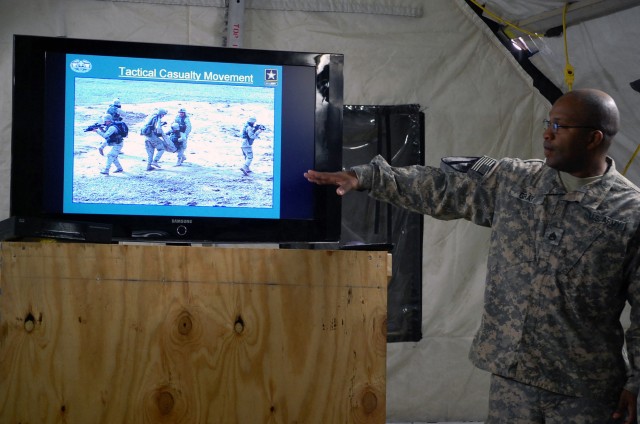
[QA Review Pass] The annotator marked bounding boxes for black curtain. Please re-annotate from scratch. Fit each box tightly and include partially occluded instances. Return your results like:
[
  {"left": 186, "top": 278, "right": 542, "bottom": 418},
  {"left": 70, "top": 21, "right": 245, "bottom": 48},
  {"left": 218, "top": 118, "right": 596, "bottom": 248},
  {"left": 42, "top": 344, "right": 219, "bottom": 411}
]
[{"left": 341, "top": 104, "right": 424, "bottom": 343}]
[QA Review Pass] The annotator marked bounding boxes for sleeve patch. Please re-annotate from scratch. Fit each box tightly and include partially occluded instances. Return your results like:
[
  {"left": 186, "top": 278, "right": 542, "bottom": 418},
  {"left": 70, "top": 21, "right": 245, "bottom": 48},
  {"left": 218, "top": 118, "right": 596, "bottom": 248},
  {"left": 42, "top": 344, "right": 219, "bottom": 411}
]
[{"left": 470, "top": 156, "right": 498, "bottom": 178}]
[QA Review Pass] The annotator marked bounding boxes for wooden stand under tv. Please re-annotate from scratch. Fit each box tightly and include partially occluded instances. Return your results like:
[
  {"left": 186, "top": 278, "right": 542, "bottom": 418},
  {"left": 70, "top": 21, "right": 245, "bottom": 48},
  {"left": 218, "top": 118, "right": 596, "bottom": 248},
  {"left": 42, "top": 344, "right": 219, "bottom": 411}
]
[{"left": 0, "top": 241, "right": 388, "bottom": 424}]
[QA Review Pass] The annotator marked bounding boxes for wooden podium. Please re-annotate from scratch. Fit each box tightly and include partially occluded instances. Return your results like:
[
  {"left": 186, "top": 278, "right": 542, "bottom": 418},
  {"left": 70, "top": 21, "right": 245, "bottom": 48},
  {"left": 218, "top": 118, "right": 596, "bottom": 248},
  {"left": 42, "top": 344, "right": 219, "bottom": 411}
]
[{"left": 0, "top": 241, "right": 388, "bottom": 423}]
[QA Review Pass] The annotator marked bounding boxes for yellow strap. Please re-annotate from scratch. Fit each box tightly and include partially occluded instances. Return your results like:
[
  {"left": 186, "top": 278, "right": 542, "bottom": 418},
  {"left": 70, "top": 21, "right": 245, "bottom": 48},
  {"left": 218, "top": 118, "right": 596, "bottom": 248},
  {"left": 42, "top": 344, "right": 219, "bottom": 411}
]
[
  {"left": 467, "top": 0, "right": 542, "bottom": 38},
  {"left": 623, "top": 144, "right": 640, "bottom": 176},
  {"left": 562, "top": 3, "right": 574, "bottom": 91}
]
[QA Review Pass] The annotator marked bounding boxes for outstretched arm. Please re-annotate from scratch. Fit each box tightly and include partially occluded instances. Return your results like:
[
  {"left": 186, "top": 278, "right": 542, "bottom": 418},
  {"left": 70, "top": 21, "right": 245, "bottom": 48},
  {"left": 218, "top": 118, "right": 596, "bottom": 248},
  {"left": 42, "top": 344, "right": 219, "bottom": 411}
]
[{"left": 304, "top": 170, "right": 360, "bottom": 196}]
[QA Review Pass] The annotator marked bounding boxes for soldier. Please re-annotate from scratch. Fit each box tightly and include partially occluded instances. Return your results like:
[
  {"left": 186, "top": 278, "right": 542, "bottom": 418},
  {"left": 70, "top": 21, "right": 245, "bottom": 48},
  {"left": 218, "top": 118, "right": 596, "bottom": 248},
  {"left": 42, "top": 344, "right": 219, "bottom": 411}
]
[
  {"left": 173, "top": 108, "right": 192, "bottom": 165},
  {"left": 305, "top": 89, "right": 640, "bottom": 423},
  {"left": 93, "top": 114, "right": 124, "bottom": 175},
  {"left": 240, "top": 116, "right": 264, "bottom": 175},
  {"left": 107, "top": 98, "right": 123, "bottom": 122},
  {"left": 141, "top": 108, "right": 168, "bottom": 171},
  {"left": 166, "top": 122, "right": 187, "bottom": 166}
]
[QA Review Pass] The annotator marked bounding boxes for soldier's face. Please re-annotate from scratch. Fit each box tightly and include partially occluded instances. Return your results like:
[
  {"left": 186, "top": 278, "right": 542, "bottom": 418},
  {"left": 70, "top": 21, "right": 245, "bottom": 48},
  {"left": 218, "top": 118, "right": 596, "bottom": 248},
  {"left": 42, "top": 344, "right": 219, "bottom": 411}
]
[{"left": 543, "top": 96, "right": 594, "bottom": 176}]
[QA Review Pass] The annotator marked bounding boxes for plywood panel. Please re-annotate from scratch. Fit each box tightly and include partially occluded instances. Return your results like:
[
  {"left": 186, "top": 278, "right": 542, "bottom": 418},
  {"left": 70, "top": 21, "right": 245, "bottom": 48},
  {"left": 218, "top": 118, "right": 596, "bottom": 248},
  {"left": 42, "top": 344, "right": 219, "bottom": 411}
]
[{"left": 0, "top": 242, "right": 388, "bottom": 424}]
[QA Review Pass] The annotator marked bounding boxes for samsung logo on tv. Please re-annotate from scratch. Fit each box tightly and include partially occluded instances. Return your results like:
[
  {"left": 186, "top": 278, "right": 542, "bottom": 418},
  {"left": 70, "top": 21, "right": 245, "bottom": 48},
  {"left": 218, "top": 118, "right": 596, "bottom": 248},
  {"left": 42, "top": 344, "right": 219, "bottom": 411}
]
[
  {"left": 172, "top": 219, "right": 193, "bottom": 224},
  {"left": 69, "top": 59, "right": 92, "bottom": 73}
]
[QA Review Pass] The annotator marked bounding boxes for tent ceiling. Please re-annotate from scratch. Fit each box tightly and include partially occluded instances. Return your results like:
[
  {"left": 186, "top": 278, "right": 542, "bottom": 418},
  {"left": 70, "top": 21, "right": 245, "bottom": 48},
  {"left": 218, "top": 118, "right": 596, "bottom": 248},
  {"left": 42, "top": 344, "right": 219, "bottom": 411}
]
[
  {"left": 513, "top": 0, "right": 640, "bottom": 35},
  {"left": 471, "top": 0, "right": 640, "bottom": 185},
  {"left": 479, "top": 0, "right": 640, "bottom": 34}
]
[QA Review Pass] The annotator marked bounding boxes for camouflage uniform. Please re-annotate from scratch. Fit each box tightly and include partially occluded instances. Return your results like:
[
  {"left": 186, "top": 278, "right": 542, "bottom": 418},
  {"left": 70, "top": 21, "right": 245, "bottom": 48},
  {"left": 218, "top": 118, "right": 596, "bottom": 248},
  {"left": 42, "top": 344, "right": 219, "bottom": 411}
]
[
  {"left": 142, "top": 111, "right": 167, "bottom": 170},
  {"left": 174, "top": 110, "right": 192, "bottom": 139},
  {"left": 107, "top": 99, "right": 122, "bottom": 122},
  {"left": 240, "top": 117, "right": 262, "bottom": 175},
  {"left": 487, "top": 374, "right": 619, "bottom": 423},
  {"left": 174, "top": 109, "right": 192, "bottom": 165},
  {"left": 353, "top": 155, "right": 640, "bottom": 417},
  {"left": 96, "top": 123, "right": 124, "bottom": 175},
  {"left": 168, "top": 126, "right": 187, "bottom": 166}
]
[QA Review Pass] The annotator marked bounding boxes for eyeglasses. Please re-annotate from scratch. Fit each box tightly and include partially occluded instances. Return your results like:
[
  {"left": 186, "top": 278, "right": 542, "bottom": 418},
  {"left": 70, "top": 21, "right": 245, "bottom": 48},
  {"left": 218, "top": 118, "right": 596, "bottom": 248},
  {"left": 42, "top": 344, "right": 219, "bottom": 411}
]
[{"left": 543, "top": 119, "right": 600, "bottom": 134}]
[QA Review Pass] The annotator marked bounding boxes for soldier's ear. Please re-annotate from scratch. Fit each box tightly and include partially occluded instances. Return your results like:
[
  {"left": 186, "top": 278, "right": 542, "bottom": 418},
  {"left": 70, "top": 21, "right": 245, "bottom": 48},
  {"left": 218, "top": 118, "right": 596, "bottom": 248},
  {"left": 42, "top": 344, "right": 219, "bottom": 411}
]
[{"left": 586, "top": 129, "right": 604, "bottom": 151}]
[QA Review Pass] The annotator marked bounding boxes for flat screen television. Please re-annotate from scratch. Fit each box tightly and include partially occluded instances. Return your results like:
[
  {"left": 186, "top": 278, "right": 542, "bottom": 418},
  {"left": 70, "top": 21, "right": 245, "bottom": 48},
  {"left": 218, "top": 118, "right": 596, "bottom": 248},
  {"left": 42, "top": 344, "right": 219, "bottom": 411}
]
[{"left": 10, "top": 35, "right": 343, "bottom": 244}]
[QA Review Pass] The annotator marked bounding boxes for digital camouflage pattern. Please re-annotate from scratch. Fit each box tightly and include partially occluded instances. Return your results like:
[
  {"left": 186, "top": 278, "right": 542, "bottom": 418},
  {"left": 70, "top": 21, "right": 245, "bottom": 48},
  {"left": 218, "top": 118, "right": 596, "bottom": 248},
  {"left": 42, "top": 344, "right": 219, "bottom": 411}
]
[
  {"left": 353, "top": 154, "right": 640, "bottom": 400},
  {"left": 486, "top": 374, "right": 619, "bottom": 423}
]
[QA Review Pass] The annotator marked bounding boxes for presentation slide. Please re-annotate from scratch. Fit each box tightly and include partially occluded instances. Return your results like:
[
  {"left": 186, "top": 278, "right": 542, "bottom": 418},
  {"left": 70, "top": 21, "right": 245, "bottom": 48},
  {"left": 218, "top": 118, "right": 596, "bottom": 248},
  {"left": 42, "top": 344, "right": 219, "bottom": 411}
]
[{"left": 64, "top": 54, "right": 282, "bottom": 219}]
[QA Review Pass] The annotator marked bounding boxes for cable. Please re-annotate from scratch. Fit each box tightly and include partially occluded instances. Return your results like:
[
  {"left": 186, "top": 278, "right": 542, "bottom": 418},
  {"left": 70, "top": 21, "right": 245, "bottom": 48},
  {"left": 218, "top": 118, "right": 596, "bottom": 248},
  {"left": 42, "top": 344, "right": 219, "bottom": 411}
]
[
  {"left": 467, "top": 0, "right": 543, "bottom": 38},
  {"left": 468, "top": 1, "right": 574, "bottom": 90},
  {"left": 622, "top": 145, "right": 640, "bottom": 176},
  {"left": 562, "top": 3, "right": 575, "bottom": 91}
]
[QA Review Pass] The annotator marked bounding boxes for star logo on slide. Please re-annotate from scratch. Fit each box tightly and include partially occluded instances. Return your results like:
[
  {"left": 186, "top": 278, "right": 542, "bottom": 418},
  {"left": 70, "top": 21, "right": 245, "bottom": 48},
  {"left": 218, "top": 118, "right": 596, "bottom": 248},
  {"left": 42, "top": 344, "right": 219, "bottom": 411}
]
[{"left": 265, "top": 69, "right": 278, "bottom": 86}]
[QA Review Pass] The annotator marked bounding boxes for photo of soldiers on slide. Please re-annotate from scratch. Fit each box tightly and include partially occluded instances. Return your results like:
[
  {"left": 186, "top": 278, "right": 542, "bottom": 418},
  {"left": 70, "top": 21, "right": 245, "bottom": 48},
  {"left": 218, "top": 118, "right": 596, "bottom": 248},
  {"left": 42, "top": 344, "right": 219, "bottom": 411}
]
[{"left": 71, "top": 77, "right": 276, "bottom": 210}]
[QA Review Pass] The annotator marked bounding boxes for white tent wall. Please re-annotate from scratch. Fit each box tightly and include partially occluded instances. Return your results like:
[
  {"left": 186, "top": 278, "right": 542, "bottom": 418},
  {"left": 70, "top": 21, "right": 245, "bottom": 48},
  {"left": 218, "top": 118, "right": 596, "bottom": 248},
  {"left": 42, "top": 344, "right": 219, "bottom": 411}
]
[{"left": 0, "top": 0, "right": 553, "bottom": 421}]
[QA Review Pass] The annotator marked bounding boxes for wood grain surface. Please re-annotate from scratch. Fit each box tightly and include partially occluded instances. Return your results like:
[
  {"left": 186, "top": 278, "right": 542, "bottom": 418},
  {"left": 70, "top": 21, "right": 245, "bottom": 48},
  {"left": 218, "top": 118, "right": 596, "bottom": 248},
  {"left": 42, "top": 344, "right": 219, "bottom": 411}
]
[{"left": 0, "top": 242, "right": 388, "bottom": 424}]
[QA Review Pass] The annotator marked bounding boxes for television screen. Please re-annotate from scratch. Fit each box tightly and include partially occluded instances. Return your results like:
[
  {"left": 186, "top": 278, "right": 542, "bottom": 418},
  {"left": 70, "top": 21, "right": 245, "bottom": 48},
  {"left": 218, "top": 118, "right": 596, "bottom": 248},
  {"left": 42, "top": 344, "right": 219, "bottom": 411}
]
[{"left": 11, "top": 35, "right": 343, "bottom": 243}]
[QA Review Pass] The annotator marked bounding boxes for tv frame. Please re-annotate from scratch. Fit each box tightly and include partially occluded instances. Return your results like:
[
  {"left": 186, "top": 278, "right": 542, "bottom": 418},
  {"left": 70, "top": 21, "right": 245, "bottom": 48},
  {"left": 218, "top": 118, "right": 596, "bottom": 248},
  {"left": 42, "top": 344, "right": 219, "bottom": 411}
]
[{"left": 10, "top": 35, "right": 343, "bottom": 244}]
